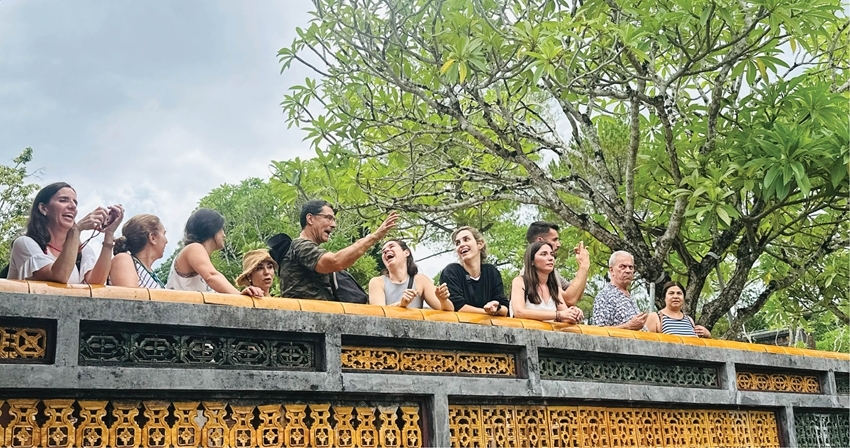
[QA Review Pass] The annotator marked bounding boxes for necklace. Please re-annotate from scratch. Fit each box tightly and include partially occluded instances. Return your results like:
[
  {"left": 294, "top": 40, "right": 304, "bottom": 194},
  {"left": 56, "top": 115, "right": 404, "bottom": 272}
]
[{"left": 46, "top": 243, "right": 63, "bottom": 253}]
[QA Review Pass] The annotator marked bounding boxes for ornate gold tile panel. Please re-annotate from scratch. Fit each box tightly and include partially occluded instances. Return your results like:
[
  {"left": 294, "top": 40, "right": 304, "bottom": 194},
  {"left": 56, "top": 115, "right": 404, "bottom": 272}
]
[
  {"left": 737, "top": 371, "right": 821, "bottom": 393},
  {"left": 0, "top": 400, "right": 421, "bottom": 448},
  {"left": 341, "top": 346, "right": 516, "bottom": 376},
  {"left": 0, "top": 326, "right": 47, "bottom": 359},
  {"left": 448, "top": 404, "right": 780, "bottom": 447}
]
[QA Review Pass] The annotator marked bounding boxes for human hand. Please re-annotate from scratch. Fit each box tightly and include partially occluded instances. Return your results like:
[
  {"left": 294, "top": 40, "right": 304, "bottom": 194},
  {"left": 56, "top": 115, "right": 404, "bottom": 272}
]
[
  {"left": 556, "top": 309, "right": 577, "bottom": 324},
  {"left": 101, "top": 204, "right": 124, "bottom": 234},
  {"left": 374, "top": 211, "right": 399, "bottom": 238},
  {"left": 567, "top": 306, "right": 584, "bottom": 322},
  {"left": 694, "top": 325, "right": 711, "bottom": 338},
  {"left": 484, "top": 300, "right": 501, "bottom": 315},
  {"left": 574, "top": 241, "right": 590, "bottom": 270},
  {"left": 626, "top": 312, "right": 648, "bottom": 330},
  {"left": 399, "top": 288, "right": 416, "bottom": 308},
  {"left": 75, "top": 207, "right": 110, "bottom": 232},
  {"left": 241, "top": 286, "right": 265, "bottom": 297},
  {"left": 435, "top": 283, "right": 450, "bottom": 302}
]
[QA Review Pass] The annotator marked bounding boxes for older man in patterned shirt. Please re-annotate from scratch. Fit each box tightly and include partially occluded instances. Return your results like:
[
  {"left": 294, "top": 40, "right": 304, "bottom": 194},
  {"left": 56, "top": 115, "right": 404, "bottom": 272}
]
[{"left": 591, "top": 251, "right": 648, "bottom": 329}]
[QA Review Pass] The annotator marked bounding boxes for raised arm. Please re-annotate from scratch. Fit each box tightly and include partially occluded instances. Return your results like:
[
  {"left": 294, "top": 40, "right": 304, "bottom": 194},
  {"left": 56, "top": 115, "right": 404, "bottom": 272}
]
[
  {"left": 314, "top": 212, "right": 398, "bottom": 274},
  {"left": 418, "top": 274, "right": 454, "bottom": 311},
  {"left": 560, "top": 241, "right": 590, "bottom": 306},
  {"left": 85, "top": 205, "right": 123, "bottom": 285}
]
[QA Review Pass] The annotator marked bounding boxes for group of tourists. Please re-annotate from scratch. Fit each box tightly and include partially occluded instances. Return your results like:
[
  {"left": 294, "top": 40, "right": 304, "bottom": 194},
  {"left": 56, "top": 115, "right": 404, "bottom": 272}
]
[{"left": 5, "top": 182, "right": 710, "bottom": 338}]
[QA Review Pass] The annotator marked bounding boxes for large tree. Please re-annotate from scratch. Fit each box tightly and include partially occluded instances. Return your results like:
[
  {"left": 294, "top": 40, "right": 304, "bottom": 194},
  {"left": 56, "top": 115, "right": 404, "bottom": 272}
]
[
  {"left": 1, "top": 148, "right": 39, "bottom": 267},
  {"left": 278, "top": 0, "right": 849, "bottom": 331}
]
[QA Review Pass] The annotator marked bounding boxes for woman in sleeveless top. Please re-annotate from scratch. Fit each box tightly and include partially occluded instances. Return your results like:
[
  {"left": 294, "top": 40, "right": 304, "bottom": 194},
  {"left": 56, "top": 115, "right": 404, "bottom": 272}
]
[
  {"left": 645, "top": 281, "right": 711, "bottom": 337},
  {"left": 509, "top": 241, "right": 584, "bottom": 323},
  {"left": 109, "top": 214, "right": 168, "bottom": 288},
  {"left": 7, "top": 182, "right": 123, "bottom": 285},
  {"left": 165, "top": 208, "right": 263, "bottom": 296},
  {"left": 368, "top": 239, "right": 453, "bottom": 310}
]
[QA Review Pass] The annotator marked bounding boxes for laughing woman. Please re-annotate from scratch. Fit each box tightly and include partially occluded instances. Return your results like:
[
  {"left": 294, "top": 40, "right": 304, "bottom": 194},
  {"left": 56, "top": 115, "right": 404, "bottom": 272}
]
[
  {"left": 439, "top": 226, "right": 509, "bottom": 316},
  {"left": 7, "top": 182, "right": 124, "bottom": 285},
  {"left": 368, "top": 239, "right": 454, "bottom": 310},
  {"left": 510, "top": 241, "right": 584, "bottom": 323}
]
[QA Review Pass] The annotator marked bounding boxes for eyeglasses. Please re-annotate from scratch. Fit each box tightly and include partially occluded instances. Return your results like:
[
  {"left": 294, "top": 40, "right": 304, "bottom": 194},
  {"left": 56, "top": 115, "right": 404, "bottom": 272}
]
[{"left": 313, "top": 213, "right": 336, "bottom": 223}]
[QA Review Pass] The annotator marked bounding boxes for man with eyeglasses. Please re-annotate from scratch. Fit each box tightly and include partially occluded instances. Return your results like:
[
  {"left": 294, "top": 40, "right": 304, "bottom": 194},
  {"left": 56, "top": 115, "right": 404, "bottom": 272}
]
[
  {"left": 590, "top": 251, "right": 648, "bottom": 329},
  {"left": 279, "top": 200, "right": 398, "bottom": 301}
]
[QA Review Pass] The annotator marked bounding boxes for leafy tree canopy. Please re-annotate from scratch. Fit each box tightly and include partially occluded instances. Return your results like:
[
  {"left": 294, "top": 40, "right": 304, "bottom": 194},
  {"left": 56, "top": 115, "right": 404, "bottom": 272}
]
[
  {"left": 1, "top": 148, "right": 39, "bottom": 267},
  {"left": 278, "top": 0, "right": 850, "bottom": 335}
]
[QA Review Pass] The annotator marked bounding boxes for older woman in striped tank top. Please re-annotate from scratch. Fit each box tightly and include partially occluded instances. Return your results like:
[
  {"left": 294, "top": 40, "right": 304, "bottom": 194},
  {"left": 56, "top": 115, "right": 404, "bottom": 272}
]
[
  {"left": 644, "top": 281, "right": 711, "bottom": 337},
  {"left": 109, "top": 214, "right": 168, "bottom": 288}
]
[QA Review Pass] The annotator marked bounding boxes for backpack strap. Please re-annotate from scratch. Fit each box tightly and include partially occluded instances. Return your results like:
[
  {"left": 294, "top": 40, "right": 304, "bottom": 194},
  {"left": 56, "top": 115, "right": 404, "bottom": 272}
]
[
  {"left": 331, "top": 271, "right": 339, "bottom": 292},
  {"left": 407, "top": 275, "right": 415, "bottom": 289}
]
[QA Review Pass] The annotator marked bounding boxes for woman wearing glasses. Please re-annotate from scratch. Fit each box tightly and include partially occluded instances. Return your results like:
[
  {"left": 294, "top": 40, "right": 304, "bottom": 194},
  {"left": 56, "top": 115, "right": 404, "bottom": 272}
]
[
  {"left": 165, "top": 208, "right": 263, "bottom": 296},
  {"left": 7, "top": 182, "right": 123, "bottom": 284},
  {"left": 109, "top": 214, "right": 168, "bottom": 288}
]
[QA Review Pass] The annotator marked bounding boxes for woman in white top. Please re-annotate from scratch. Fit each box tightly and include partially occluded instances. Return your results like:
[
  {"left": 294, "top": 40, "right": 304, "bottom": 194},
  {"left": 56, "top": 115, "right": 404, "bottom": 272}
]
[
  {"left": 510, "top": 241, "right": 584, "bottom": 323},
  {"left": 7, "top": 182, "right": 123, "bottom": 284},
  {"left": 165, "top": 208, "right": 263, "bottom": 296},
  {"left": 368, "top": 239, "right": 453, "bottom": 310},
  {"left": 109, "top": 214, "right": 168, "bottom": 289}
]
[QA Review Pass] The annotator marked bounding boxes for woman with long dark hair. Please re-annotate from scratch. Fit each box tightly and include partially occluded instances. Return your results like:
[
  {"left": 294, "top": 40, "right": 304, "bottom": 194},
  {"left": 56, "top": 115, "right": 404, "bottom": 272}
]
[
  {"left": 109, "top": 214, "right": 168, "bottom": 288},
  {"left": 7, "top": 182, "right": 123, "bottom": 284},
  {"left": 368, "top": 239, "right": 453, "bottom": 309},
  {"left": 644, "top": 281, "right": 711, "bottom": 337},
  {"left": 509, "top": 241, "right": 584, "bottom": 323},
  {"left": 165, "top": 208, "right": 263, "bottom": 296}
]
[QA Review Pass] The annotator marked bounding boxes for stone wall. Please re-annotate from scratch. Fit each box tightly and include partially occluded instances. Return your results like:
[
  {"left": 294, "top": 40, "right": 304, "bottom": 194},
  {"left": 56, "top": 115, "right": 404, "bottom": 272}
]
[{"left": 0, "top": 280, "right": 847, "bottom": 447}]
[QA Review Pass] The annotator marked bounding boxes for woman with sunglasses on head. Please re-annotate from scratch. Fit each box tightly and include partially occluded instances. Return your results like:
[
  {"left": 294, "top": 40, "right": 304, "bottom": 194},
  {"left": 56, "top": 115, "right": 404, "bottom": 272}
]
[
  {"left": 165, "top": 208, "right": 263, "bottom": 296},
  {"left": 439, "top": 226, "right": 509, "bottom": 316},
  {"left": 368, "top": 239, "right": 454, "bottom": 310},
  {"left": 109, "top": 214, "right": 168, "bottom": 288},
  {"left": 7, "top": 182, "right": 124, "bottom": 284},
  {"left": 510, "top": 241, "right": 585, "bottom": 323}
]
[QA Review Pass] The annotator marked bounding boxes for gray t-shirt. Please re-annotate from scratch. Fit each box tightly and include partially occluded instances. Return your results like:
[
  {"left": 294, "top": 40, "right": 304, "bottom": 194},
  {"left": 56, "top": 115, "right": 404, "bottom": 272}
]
[
  {"left": 279, "top": 237, "right": 333, "bottom": 301},
  {"left": 383, "top": 275, "right": 422, "bottom": 308}
]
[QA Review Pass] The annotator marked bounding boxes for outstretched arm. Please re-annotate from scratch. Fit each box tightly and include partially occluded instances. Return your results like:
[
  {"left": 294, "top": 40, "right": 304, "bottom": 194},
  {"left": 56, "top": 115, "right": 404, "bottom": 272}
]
[{"left": 314, "top": 212, "right": 398, "bottom": 274}]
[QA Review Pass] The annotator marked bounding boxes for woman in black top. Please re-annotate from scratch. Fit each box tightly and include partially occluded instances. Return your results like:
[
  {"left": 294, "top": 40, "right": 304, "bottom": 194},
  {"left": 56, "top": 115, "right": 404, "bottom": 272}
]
[{"left": 439, "top": 226, "right": 509, "bottom": 316}]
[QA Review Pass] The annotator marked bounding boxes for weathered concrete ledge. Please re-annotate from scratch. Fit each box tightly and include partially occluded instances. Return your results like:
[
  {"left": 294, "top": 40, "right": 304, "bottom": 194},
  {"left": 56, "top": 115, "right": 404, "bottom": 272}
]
[{"left": 0, "top": 281, "right": 848, "bottom": 447}]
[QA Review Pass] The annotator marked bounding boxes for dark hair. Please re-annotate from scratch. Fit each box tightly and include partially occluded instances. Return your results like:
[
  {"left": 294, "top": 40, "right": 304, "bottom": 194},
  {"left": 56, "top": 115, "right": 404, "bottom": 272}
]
[
  {"left": 25, "top": 182, "right": 75, "bottom": 252},
  {"left": 661, "top": 281, "right": 686, "bottom": 301},
  {"left": 526, "top": 221, "right": 560, "bottom": 244},
  {"left": 380, "top": 239, "right": 419, "bottom": 277},
  {"left": 521, "top": 241, "right": 561, "bottom": 306},
  {"left": 183, "top": 208, "right": 225, "bottom": 245},
  {"left": 451, "top": 226, "right": 487, "bottom": 262},
  {"left": 300, "top": 200, "right": 334, "bottom": 229},
  {"left": 114, "top": 214, "right": 163, "bottom": 255}
]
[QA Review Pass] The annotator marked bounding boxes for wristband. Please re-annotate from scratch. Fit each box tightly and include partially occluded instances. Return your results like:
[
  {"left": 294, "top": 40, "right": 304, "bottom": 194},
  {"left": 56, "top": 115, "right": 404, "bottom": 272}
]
[{"left": 101, "top": 242, "right": 114, "bottom": 249}]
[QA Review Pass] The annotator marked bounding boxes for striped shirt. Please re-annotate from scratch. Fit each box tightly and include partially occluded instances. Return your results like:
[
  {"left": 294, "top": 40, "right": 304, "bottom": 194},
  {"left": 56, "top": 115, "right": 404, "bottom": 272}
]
[
  {"left": 133, "top": 255, "right": 164, "bottom": 289},
  {"left": 658, "top": 311, "right": 697, "bottom": 337}
]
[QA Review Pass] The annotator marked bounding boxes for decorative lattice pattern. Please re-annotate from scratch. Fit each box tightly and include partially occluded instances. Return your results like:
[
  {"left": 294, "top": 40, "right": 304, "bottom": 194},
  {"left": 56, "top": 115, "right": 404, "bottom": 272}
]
[
  {"left": 448, "top": 404, "right": 780, "bottom": 447},
  {"left": 79, "top": 323, "right": 314, "bottom": 369},
  {"left": 0, "top": 326, "right": 47, "bottom": 360},
  {"left": 834, "top": 372, "right": 849, "bottom": 395},
  {"left": 795, "top": 411, "right": 850, "bottom": 448},
  {"left": 736, "top": 371, "right": 821, "bottom": 393},
  {"left": 539, "top": 354, "right": 719, "bottom": 388},
  {"left": 0, "top": 399, "right": 421, "bottom": 448},
  {"left": 340, "top": 346, "right": 516, "bottom": 376}
]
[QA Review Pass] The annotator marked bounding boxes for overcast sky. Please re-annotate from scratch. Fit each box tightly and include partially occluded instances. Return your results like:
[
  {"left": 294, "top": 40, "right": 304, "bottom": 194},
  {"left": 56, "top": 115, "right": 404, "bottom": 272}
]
[{"left": 0, "top": 1, "right": 456, "bottom": 277}]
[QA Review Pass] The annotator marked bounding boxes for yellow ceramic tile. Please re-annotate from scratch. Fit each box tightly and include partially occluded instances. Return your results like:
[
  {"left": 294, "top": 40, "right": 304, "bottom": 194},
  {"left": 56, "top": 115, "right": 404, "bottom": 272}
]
[
  {"left": 490, "top": 316, "right": 525, "bottom": 328},
  {"left": 28, "top": 281, "right": 92, "bottom": 297},
  {"left": 633, "top": 331, "right": 663, "bottom": 341},
  {"left": 0, "top": 279, "right": 30, "bottom": 293},
  {"left": 149, "top": 289, "right": 204, "bottom": 304},
  {"left": 420, "top": 309, "right": 460, "bottom": 323},
  {"left": 382, "top": 307, "right": 425, "bottom": 321},
  {"left": 298, "top": 300, "right": 345, "bottom": 314},
  {"left": 552, "top": 323, "right": 582, "bottom": 334},
  {"left": 722, "top": 340, "right": 756, "bottom": 352},
  {"left": 518, "top": 319, "right": 553, "bottom": 331},
  {"left": 679, "top": 336, "right": 707, "bottom": 346},
  {"left": 202, "top": 292, "right": 254, "bottom": 308},
  {"left": 779, "top": 346, "right": 808, "bottom": 357},
  {"left": 654, "top": 333, "right": 685, "bottom": 344},
  {"left": 455, "top": 312, "right": 494, "bottom": 326},
  {"left": 761, "top": 345, "right": 789, "bottom": 355},
  {"left": 252, "top": 296, "right": 302, "bottom": 311},
  {"left": 701, "top": 339, "right": 731, "bottom": 349},
  {"left": 90, "top": 285, "right": 150, "bottom": 301},
  {"left": 577, "top": 325, "right": 610, "bottom": 337},
  {"left": 341, "top": 302, "right": 386, "bottom": 317},
  {"left": 605, "top": 328, "right": 638, "bottom": 339}
]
